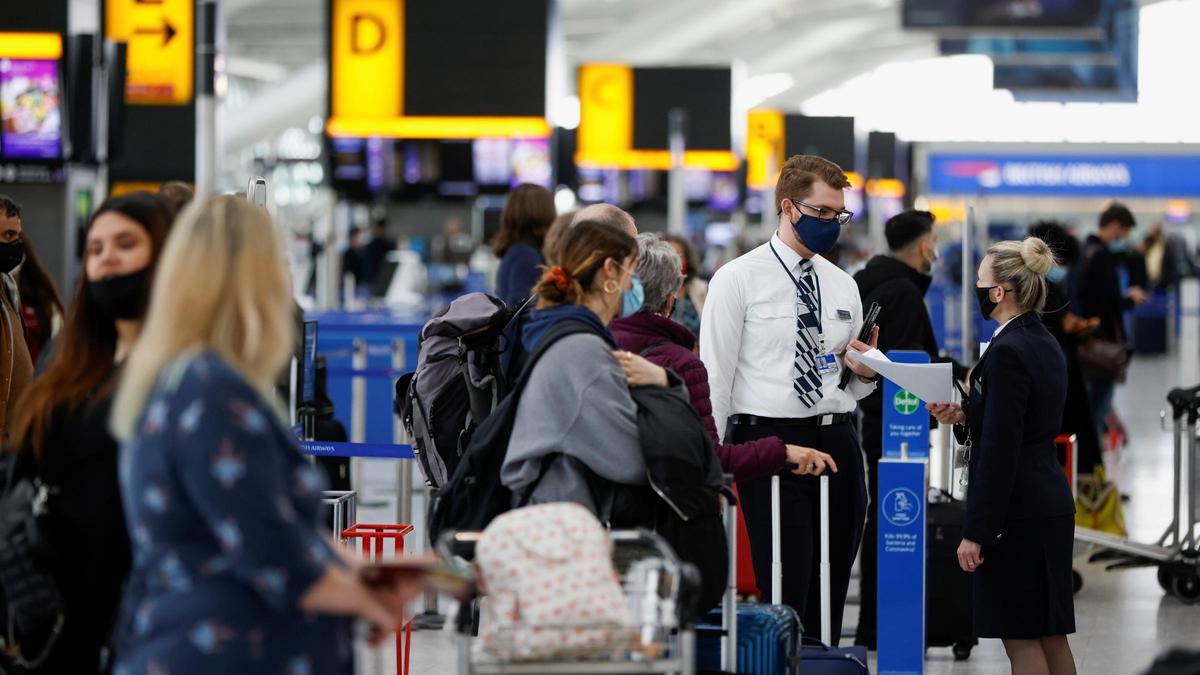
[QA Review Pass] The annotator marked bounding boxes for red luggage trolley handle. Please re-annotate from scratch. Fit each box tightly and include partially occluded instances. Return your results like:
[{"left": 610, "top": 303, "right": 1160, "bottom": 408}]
[
  {"left": 1055, "top": 434, "right": 1078, "bottom": 501},
  {"left": 342, "top": 523, "right": 416, "bottom": 675}
]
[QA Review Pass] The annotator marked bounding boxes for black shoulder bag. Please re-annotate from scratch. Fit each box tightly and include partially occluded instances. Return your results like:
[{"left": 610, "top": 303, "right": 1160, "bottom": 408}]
[{"left": 0, "top": 453, "right": 65, "bottom": 671}]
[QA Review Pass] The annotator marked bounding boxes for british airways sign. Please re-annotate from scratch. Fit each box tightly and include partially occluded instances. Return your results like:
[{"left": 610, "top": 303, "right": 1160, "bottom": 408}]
[{"left": 927, "top": 153, "right": 1200, "bottom": 197}]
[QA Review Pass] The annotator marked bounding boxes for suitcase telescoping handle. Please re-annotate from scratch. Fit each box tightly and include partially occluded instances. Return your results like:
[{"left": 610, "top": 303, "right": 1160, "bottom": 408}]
[
  {"left": 771, "top": 474, "right": 833, "bottom": 646},
  {"left": 721, "top": 475, "right": 738, "bottom": 673},
  {"left": 819, "top": 474, "right": 831, "bottom": 647},
  {"left": 771, "top": 475, "right": 783, "bottom": 606}
]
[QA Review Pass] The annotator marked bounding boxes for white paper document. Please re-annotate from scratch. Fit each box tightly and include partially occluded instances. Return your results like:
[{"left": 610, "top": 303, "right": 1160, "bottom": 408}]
[{"left": 847, "top": 348, "right": 954, "bottom": 404}]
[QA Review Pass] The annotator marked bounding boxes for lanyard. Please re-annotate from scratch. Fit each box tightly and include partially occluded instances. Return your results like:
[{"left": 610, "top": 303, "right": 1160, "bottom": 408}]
[{"left": 769, "top": 241, "right": 823, "bottom": 332}]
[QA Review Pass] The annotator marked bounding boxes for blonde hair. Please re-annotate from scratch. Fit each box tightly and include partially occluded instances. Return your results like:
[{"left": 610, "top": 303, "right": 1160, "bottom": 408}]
[
  {"left": 987, "top": 236, "right": 1056, "bottom": 313},
  {"left": 111, "top": 196, "right": 295, "bottom": 440}
]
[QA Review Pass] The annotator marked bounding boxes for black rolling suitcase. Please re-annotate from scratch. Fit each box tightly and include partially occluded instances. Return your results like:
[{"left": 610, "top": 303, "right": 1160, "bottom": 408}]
[{"left": 926, "top": 490, "right": 977, "bottom": 660}]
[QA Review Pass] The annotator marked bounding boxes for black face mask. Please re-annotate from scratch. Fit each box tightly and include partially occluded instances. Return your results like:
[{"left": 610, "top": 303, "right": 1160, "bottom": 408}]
[
  {"left": 0, "top": 240, "right": 25, "bottom": 274},
  {"left": 975, "top": 285, "right": 1001, "bottom": 321},
  {"left": 89, "top": 268, "right": 151, "bottom": 320}
]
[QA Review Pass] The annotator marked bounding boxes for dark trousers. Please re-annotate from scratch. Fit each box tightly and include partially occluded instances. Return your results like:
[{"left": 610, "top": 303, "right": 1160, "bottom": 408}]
[
  {"left": 855, "top": 447, "right": 881, "bottom": 648},
  {"left": 731, "top": 420, "right": 867, "bottom": 646}
]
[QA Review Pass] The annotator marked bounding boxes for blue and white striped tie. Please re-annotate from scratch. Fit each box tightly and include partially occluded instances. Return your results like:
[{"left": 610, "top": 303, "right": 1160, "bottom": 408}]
[{"left": 793, "top": 260, "right": 824, "bottom": 408}]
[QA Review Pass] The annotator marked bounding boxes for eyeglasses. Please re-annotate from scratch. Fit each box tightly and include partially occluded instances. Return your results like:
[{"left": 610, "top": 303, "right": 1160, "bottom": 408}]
[{"left": 790, "top": 199, "right": 854, "bottom": 226}]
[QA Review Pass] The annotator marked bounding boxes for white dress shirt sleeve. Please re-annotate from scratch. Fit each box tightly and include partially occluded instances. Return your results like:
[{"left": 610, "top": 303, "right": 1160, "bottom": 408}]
[
  {"left": 845, "top": 284, "right": 878, "bottom": 401},
  {"left": 700, "top": 264, "right": 744, "bottom": 443}
]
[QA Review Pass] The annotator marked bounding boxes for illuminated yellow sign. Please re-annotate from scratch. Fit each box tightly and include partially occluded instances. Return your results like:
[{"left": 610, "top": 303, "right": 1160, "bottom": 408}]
[
  {"left": 746, "top": 109, "right": 784, "bottom": 190},
  {"left": 327, "top": 0, "right": 549, "bottom": 139},
  {"left": 110, "top": 181, "right": 166, "bottom": 197},
  {"left": 105, "top": 0, "right": 194, "bottom": 105},
  {"left": 926, "top": 199, "right": 967, "bottom": 225},
  {"left": 576, "top": 63, "right": 739, "bottom": 171},
  {"left": 866, "top": 178, "right": 906, "bottom": 199},
  {"left": 0, "top": 33, "right": 63, "bottom": 60},
  {"left": 331, "top": 0, "right": 403, "bottom": 120}
]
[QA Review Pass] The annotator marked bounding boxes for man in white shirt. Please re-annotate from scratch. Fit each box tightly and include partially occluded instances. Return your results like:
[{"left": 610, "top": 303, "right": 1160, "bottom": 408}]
[{"left": 700, "top": 155, "right": 878, "bottom": 645}]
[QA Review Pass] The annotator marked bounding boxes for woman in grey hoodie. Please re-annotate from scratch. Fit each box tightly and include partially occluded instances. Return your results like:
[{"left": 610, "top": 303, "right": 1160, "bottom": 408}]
[{"left": 500, "top": 217, "right": 672, "bottom": 519}]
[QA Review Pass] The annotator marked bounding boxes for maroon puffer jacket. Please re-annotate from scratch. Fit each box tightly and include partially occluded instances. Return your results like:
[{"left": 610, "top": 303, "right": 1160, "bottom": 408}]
[{"left": 610, "top": 312, "right": 787, "bottom": 482}]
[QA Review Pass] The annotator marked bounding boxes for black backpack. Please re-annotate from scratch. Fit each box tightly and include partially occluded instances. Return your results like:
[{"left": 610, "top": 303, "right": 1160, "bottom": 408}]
[
  {"left": 630, "top": 377, "right": 731, "bottom": 614},
  {"left": 426, "top": 319, "right": 595, "bottom": 546},
  {"left": 396, "top": 293, "right": 534, "bottom": 488}
]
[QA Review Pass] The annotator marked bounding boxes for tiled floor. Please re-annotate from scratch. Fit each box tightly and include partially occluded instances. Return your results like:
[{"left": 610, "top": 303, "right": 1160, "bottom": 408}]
[{"left": 357, "top": 296, "right": 1200, "bottom": 675}]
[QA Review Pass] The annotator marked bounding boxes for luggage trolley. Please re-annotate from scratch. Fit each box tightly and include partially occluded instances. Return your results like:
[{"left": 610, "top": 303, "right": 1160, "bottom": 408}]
[
  {"left": 1075, "top": 385, "right": 1200, "bottom": 602},
  {"left": 440, "top": 529, "right": 699, "bottom": 675}
]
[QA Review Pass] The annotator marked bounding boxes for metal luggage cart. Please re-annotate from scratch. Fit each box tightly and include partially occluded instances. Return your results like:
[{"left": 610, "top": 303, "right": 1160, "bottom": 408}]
[
  {"left": 1075, "top": 385, "right": 1200, "bottom": 602},
  {"left": 440, "top": 529, "right": 698, "bottom": 675}
]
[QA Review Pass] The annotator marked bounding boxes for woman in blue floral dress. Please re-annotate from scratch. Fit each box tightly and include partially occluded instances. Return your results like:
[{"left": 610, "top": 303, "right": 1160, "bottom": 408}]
[{"left": 109, "top": 196, "right": 408, "bottom": 674}]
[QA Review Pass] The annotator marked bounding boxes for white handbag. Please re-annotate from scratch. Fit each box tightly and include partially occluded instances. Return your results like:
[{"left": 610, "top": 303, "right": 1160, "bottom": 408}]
[{"left": 474, "top": 502, "right": 631, "bottom": 661}]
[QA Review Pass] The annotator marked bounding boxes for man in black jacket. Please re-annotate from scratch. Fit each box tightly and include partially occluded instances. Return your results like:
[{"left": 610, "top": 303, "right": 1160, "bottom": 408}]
[
  {"left": 1074, "top": 202, "right": 1147, "bottom": 438},
  {"left": 853, "top": 210, "right": 967, "bottom": 649}
]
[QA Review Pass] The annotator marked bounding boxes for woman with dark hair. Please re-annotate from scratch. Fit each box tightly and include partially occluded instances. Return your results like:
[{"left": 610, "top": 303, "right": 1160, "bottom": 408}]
[
  {"left": 663, "top": 234, "right": 707, "bottom": 337},
  {"left": 16, "top": 236, "right": 64, "bottom": 365},
  {"left": 6, "top": 192, "right": 172, "bottom": 674},
  {"left": 493, "top": 183, "right": 556, "bottom": 308}
]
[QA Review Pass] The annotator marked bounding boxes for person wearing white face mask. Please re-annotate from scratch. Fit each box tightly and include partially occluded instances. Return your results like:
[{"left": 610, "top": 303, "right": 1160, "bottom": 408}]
[{"left": 851, "top": 209, "right": 969, "bottom": 649}]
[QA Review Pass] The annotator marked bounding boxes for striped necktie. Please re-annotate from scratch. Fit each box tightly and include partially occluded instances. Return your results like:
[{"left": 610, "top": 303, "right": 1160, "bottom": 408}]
[{"left": 793, "top": 260, "right": 824, "bottom": 408}]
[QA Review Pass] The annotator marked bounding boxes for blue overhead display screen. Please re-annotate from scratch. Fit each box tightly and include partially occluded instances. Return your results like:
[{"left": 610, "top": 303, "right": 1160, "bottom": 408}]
[
  {"left": 927, "top": 154, "right": 1200, "bottom": 197},
  {"left": 904, "top": 0, "right": 1103, "bottom": 29}
]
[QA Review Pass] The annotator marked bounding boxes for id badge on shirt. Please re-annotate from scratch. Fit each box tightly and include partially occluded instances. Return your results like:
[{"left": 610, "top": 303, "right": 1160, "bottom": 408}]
[{"left": 816, "top": 352, "right": 839, "bottom": 376}]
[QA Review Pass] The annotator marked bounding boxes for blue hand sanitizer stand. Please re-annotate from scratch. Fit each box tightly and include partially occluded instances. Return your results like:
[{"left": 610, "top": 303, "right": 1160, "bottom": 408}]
[{"left": 877, "top": 350, "right": 931, "bottom": 675}]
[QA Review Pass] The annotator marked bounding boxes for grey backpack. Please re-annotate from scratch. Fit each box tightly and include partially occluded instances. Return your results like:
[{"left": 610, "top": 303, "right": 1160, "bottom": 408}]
[{"left": 396, "top": 293, "right": 532, "bottom": 488}]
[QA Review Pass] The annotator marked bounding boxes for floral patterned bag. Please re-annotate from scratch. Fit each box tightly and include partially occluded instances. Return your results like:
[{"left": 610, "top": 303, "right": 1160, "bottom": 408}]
[{"left": 474, "top": 502, "right": 631, "bottom": 661}]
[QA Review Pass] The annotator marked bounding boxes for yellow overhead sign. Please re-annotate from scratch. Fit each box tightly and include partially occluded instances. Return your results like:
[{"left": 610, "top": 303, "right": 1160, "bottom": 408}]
[
  {"left": 866, "top": 178, "right": 906, "bottom": 199},
  {"left": 0, "top": 33, "right": 63, "bottom": 60},
  {"left": 327, "top": 0, "right": 549, "bottom": 139},
  {"left": 576, "top": 63, "right": 739, "bottom": 172},
  {"left": 105, "top": 0, "right": 194, "bottom": 105},
  {"left": 331, "top": 0, "right": 403, "bottom": 120},
  {"left": 746, "top": 109, "right": 784, "bottom": 190}
]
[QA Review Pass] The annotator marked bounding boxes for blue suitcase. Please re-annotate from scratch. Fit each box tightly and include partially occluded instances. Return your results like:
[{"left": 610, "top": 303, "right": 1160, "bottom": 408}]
[
  {"left": 697, "top": 603, "right": 801, "bottom": 674},
  {"left": 801, "top": 636, "right": 870, "bottom": 674},
  {"left": 797, "top": 475, "right": 871, "bottom": 673},
  {"left": 696, "top": 477, "right": 801, "bottom": 674}
]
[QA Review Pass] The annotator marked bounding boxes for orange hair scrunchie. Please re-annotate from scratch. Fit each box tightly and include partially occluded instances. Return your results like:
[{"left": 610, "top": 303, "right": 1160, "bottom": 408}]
[{"left": 546, "top": 266, "right": 571, "bottom": 293}]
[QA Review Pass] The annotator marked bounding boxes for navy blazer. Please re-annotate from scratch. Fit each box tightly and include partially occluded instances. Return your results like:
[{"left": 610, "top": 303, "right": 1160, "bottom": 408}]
[{"left": 961, "top": 312, "right": 1075, "bottom": 545}]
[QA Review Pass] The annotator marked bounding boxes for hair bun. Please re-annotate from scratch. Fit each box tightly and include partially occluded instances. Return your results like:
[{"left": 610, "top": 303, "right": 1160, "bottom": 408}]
[{"left": 1020, "top": 236, "right": 1055, "bottom": 277}]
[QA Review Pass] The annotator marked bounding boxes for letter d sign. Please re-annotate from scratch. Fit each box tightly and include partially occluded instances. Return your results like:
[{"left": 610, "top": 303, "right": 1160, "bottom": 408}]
[{"left": 352, "top": 14, "right": 385, "bottom": 54}]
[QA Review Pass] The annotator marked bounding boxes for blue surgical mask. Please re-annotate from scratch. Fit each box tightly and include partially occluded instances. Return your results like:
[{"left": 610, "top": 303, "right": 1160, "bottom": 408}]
[
  {"left": 1047, "top": 265, "right": 1068, "bottom": 284},
  {"left": 1108, "top": 238, "right": 1128, "bottom": 254},
  {"left": 926, "top": 247, "right": 939, "bottom": 277},
  {"left": 621, "top": 274, "right": 644, "bottom": 318},
  {"left": 792, "top": 212, "right": 841, "bottom": 254}
]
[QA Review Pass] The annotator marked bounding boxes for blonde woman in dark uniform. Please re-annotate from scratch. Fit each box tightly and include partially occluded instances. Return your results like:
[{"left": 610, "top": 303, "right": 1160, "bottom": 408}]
[{"left": 929, "top": 237, "right": 1077, "bottom": 675}]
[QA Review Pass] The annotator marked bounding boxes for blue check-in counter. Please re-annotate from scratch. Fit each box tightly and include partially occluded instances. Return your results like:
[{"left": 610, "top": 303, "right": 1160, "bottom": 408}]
[{"left": 307, "top": 309, "right": 427, "bottom": 445}]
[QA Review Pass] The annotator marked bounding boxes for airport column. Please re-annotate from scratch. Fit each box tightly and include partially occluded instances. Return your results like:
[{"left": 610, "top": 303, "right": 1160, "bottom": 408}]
[
  {"left": 667, "top": 107, "right": 687, "bottom": 236},
  {"left": 877, "top": 350, "right": 931, "bottom": 675},
  {"left": 195, "top": 0, "right": 216, "bottom": 198}
]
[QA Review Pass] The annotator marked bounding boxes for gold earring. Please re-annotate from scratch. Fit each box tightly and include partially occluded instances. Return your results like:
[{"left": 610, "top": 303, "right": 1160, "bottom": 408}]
[{"left": 603, "top": 279, "right": 620, "bottom": 295}]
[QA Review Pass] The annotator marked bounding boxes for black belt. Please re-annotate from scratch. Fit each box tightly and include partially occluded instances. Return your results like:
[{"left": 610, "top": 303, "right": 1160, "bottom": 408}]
[{"left": 728, "top": 413, "right": 854, "bottom": 428}]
